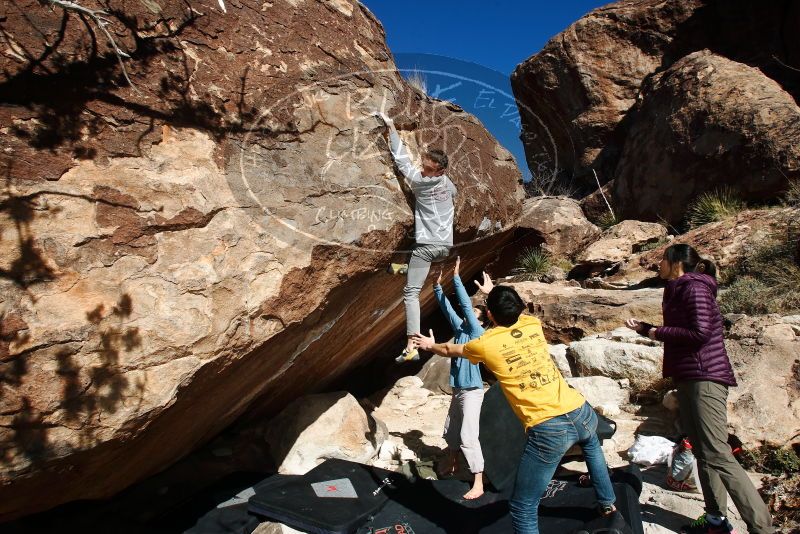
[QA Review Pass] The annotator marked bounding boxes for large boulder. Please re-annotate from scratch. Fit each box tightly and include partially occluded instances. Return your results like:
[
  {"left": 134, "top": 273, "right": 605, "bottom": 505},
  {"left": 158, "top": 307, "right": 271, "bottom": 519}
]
[
  {"left": 0, "top": 0, "right": 522, "bottom": 519},
  {"left": 512, "top": 0, "right": 800, "bottom": 196},
  {"left": 573, "top": 220, "right": 668, "bottom": 277},
  {"left": 724, "top": 315, "right": 800, "bottom": 448},
  {"left": 509, "top": 282, "right": 663, "bottom": 344},
  {"left": 567, "top": 328, "right": 664, "bottom": 393},
  {"left": 264, "top": 392, "right": 380, "bottom": 475},
  {"left": 510, "top": 0, "right": 702, "bottom": 190},
  {"left": 519, "top": 196, "right": 600, "bottom": 258},
  {"left": 613, "top": 51, "right": 800, "bottom": 224}
]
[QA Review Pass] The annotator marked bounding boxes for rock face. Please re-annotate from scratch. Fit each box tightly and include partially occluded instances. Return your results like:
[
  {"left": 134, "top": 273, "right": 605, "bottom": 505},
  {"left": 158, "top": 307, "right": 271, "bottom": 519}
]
[
  {"left": 574, "top": 220, "right": 667, "bottom": 276},
  {"left": 264, "top": 392, "right": 380, "bottom": 475},
  {"left": 613, "top": 51, "right": 800, "bottom": 223},
  {"left": 518, "top": 196, "right": 600, "bottom": 258},
  {"left": 509, "top": 281, "right": 663, "bottom": 344},
  {"left": 609, "top": 208, "right": 795, "bottom": 285},
  {"left": 0, "top": 0, "right": 522, "bottom": 519},
  {"left": 565, "top": 376, "right": 629, "bottom": 412},
  {"left": 512, "top": 0, "right": 800, "bottom": 216},
  {"left": 724, "top": 315, "right": 800, "bottom": 448},
  {"left": 567, "top": 328, "right": 664, "bottom": 393}
]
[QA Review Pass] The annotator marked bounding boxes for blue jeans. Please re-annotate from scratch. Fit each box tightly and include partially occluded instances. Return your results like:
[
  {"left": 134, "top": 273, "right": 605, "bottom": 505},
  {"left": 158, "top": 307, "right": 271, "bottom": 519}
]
[{"left": 510, "top": 402, "right": 616, "bottom": 534}]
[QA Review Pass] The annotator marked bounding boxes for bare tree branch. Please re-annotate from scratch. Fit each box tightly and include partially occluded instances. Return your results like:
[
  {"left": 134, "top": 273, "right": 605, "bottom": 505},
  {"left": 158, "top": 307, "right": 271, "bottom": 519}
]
[
  {"left": 46, "top": 0, "right": 140, "bottom": 92},
  {"left": 592, "top": 168, "right": 616, "bottom": 220}
]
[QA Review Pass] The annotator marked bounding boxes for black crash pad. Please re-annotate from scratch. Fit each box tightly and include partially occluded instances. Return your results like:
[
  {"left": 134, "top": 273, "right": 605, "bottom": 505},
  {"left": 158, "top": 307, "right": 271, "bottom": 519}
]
[
  {"left": 248, "top": 459, "right": 406, "bottom": 534},
  {"left": 357, "top": 469, "right": 643, "bottom": 534}
]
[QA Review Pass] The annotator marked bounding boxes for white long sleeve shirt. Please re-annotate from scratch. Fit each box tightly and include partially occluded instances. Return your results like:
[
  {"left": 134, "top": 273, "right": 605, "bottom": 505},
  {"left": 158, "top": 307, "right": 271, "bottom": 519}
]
[{"left": 388, "top": 129, "right": 457, "bottom": 247}]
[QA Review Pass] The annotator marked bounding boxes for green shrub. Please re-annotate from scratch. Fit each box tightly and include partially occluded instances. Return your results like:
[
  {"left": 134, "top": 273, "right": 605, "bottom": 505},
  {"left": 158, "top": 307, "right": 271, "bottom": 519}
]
[
  {"left": 739, "top": 445, "right": 800, "bottom": 476},
  {"left": 512, "top": 247, "right": 551, "bottom": 280},
  {"left": 596, "top": 211, "right": 619, "bottom": 230},
  {"left": 720, "top": 230, "right": 800, "bottom": 315},
  {"left": 719, "top": 276, "right": 770, "bottom": 315},
  {"left": 685, "top": 188, "right": 744, "bottom": 229},
  {"left": 553, "top": 257, "right": 574, "bottom": 272}
]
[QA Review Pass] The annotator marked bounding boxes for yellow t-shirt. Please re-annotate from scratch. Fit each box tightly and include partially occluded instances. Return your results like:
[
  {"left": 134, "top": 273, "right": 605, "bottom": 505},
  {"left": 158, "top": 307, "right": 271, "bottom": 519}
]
[{"left": 463, "top": 315, "right": 584, "bottom": 430}]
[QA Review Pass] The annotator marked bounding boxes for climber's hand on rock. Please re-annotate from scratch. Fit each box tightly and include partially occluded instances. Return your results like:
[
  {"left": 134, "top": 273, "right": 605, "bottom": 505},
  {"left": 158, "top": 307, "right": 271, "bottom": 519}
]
[
  {"left": 454, "top": 256, "right": 460, "bottom": 277},
  {"left": 436, "top": 268, "right": 443, "bottom": 286}
]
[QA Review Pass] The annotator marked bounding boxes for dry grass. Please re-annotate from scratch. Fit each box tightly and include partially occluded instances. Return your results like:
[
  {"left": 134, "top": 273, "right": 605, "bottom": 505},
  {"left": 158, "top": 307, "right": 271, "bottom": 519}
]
[
  {"left": 720, "top": 226, "right": 800, "bottom": 315},
  {"left": 405, "top": 69, "right": 427, "bottom": 94}
]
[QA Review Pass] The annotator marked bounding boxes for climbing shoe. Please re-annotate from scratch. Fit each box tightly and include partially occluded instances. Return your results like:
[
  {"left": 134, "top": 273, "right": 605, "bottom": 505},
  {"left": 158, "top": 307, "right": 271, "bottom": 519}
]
[
  {"left": 387, "top": 263, "right": 408, "bottom": 275},
  {"left": 395, "top": 347, "right": 419, "bottom": 363},
  {"left": 680, "top": 515, "right": 736, "bottom": 534}
]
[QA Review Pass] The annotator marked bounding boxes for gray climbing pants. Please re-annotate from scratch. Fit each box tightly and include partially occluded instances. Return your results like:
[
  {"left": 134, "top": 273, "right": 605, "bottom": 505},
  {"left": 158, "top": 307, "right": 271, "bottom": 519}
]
[{"left": 403, "top": 243, "right": 451, "bottom": 336}]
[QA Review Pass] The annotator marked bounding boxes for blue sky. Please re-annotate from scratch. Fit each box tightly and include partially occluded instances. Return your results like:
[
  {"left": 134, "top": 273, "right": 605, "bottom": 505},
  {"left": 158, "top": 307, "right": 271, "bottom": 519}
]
[{"left": 362, "top": 1, "right": 609, "bottom": 179}]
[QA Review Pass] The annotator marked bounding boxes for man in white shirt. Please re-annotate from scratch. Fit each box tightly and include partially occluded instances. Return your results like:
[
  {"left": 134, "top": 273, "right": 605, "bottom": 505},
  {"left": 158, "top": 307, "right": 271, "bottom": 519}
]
[{"left": 376, "top": 113, "right": 457, "bottom": 362}]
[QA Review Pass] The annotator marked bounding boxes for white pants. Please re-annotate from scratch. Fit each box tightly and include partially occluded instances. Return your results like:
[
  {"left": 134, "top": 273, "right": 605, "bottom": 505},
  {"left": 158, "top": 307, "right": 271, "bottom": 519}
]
[{"left": 443, "top": 387, "right": 485, "bottom": 474}]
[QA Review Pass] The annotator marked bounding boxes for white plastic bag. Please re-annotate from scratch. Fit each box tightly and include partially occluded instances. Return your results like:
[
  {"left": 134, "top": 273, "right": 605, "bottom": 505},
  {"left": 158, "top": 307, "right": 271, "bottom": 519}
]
[
  {"left": 627, "top": 435, "right": 675, "bottom": 466},
  {"left": 666, "top": 438, "right": 701, "bottom": 492}
]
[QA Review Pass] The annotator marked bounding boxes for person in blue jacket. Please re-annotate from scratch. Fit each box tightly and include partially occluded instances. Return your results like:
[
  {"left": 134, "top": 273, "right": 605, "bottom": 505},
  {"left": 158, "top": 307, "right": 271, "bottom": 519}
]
[{"left": 432, "top": 256, "right": 491, "bottom": 499}]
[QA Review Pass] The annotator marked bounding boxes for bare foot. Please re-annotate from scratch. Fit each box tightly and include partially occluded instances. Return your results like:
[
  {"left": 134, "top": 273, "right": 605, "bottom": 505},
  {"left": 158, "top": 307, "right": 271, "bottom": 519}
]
[
  {"left": 463, "top": 486, "right": 484, "bottom": 499},
  {"left": 463, "top": 473, "right": 484, "bottom": 500}
]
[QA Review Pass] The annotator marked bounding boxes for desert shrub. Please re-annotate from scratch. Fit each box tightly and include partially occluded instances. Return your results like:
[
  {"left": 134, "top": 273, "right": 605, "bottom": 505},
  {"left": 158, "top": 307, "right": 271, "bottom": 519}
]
[
  {"left": 739, "top": 445, "right": 800, "bottom": 477},
  {"left": 637, "top": 237, "right": 669, "bottom": 253},
  {"left": 719, "top": 228, "right": 800, "bottom": 315},
  {"left": 511, "top": 247, "right": 551, "bottom": 280},
  {"left": 719, "top": 277, "right": 770, "bottom": 315},
  {"left": 596, "top": 211, "right": 619, "bottom": 230},
  {"left": 685, "top": 188, "right": 744, "bottom": 229},
  {"left": 552, "top": 257, "right": 574, "bottom": 272},
  {"left": 405, "top": 69, "right": 427, "bottom": 94},
  {"left": 523, "top": 172, "right": 578, "bottom": 197},
  {"left": 785, "top": 179, "right": 800, "bottom": 207},
  {"left": 759, "top": 473, "right": 800, "bottom": 533}
]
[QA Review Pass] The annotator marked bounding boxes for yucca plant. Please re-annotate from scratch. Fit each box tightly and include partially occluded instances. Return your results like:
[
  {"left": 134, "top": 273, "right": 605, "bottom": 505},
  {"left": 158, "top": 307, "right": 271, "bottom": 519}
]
[
  {"left": 511, "top": 247, "right": 551, "bottom": 280},
  {"left": 685, "top": 187, "right": 744, "bottom": 229}
]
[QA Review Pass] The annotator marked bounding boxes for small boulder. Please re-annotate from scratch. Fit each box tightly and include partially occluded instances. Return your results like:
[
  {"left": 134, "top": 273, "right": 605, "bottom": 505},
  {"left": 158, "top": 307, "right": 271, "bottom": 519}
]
[
  {"left": 519, "top": 196, "right": 601, "bottom": 258},
  {"left": 566, "top": 376, "right": 629, "bottom": 409},
  {"left": 417, "top": 356, "right": 453, "bottom": 395},
  {"left": 567, "top": 329, "right": 663, "bottom": 392},
  {"left": 724, "top": 315, "right": 800, "bottom": 448},
  {"left": 549, "top": 344, "right": 572, "bottom": 378},
  {"left": 574, "top": 220, "right": 668, "bottom": 277},
  {"left": 264, "top": 392, "right": 378, "bottom": 475}
]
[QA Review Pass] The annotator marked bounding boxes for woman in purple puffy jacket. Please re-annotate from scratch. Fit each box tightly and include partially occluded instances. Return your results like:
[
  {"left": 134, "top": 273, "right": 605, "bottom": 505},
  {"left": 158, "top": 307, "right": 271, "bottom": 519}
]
[{"left": 626, "top": 244, "right": 773, "bottom": 534}]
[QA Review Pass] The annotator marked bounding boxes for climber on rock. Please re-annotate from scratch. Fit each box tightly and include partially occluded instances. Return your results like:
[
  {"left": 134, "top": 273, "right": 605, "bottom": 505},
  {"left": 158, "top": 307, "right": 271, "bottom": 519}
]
[{"left": 375, "top": 111, "right": 457, "bottom": 363}]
